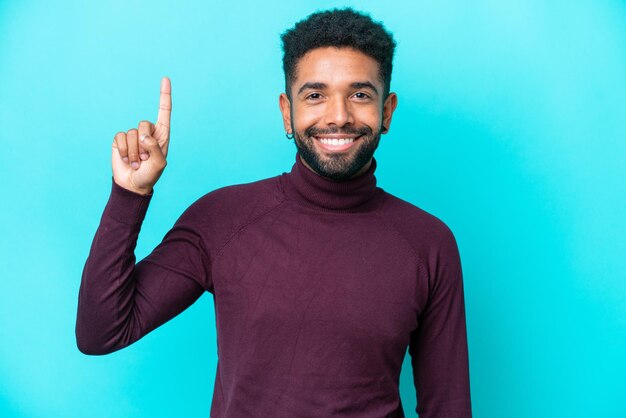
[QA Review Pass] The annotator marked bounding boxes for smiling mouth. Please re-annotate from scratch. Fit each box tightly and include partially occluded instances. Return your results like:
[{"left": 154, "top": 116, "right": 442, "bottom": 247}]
[{"left": 314, "top": 135, "right": 362, "bottom": 151}]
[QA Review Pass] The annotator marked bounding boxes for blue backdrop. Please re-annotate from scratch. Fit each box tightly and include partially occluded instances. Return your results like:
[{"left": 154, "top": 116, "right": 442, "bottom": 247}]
[{"left": 1, "top": 0, "right": 625, "bottom": 417}]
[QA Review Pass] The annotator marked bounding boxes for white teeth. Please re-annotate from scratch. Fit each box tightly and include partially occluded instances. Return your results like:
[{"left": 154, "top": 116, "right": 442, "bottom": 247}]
[{"left": 319, "top": 138, "right": 355, "bottom": 146}]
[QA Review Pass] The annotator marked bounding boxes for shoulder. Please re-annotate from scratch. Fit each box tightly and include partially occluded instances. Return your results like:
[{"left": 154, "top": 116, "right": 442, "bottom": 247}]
[
  {"left": 192, "top": 175, "right": 283, "bottom": 213},
  {"left": 379, "top": 191, "right": 463, "bottom": 297},
  {"left": 379, "top": 190, "right": 459, "bottom": 255},
  {"left": 174, "top": 175, "right": 286, "bottom": 246}
]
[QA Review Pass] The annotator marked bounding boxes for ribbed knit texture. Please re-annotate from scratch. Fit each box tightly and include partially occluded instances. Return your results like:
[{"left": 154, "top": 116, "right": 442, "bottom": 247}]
[{"left": 283, "top": 155, "right": 380, "bottom": 211}]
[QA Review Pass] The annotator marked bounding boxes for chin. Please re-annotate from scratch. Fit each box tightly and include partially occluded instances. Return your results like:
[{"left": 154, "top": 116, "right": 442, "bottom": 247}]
[{"left": 295, "top": 135, "right": 379, "bottom": 180}]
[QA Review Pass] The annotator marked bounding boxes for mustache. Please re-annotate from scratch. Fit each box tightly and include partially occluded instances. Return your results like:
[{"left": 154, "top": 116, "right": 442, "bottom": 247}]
[{"left": 304, "top": 125, "right": 374, "bottom": 138}]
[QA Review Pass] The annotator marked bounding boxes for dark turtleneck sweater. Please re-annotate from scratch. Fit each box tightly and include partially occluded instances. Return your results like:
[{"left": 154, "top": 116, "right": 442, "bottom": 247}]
[{"left": 76, "top": 154, "right": 472, "bottom": 417}]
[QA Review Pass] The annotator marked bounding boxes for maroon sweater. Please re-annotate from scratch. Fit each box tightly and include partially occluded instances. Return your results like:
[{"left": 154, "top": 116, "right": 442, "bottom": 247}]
[{"left": 76, "top": 154, "right": 472, "bottom": 417}]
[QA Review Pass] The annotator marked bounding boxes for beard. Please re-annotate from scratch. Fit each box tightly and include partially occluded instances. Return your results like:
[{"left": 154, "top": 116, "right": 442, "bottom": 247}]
[{"left": 292, "top": 123, "right": 382, "bottom": 181}]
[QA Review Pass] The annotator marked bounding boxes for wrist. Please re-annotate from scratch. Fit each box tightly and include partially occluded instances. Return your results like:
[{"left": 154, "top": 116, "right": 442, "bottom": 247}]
[
  {"left": 113, "top": 178, "right": 153, "bottom": 196},
  {"left": 107, "top": 177, "right": 153, "bottom": 225}
]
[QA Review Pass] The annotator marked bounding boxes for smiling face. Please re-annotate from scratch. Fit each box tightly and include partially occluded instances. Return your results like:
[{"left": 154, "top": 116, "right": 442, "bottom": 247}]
[{"left": 279, "top": 47, "right": 397, "bottom": 180}]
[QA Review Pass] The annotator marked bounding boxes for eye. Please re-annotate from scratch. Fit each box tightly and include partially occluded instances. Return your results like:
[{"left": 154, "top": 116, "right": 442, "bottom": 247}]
[
  {"left": 306, "top": 92, "right": 322, "bottom": 101},
  {"left": 353, "top": 92, "right": 371, "bottom": 100}
]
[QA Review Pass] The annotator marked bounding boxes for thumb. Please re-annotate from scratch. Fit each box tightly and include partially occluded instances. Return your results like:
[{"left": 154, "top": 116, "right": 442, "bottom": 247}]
[{"left": 140, "top": 134, "right": 167, "bottom": 168}]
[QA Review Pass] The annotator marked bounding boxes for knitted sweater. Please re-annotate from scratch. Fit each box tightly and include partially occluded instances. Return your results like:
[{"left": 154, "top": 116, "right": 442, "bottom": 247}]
[{"left": 76, "top": 154, "right": 472, "bottom": 417}]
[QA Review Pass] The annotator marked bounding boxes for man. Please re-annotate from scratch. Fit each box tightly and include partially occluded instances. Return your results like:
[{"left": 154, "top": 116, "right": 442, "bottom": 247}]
[{"left": 76, "top": 8, "right": 472, "bottom": 418}]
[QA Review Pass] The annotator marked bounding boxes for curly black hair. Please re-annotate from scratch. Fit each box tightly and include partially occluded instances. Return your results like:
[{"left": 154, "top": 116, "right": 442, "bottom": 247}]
[{"left": 281, "top": 8, "right": 396, "bottom": 99}]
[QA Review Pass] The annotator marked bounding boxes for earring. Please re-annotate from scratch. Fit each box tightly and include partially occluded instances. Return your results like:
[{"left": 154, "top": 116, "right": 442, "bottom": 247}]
[
  {"left": 285, "top": 132, "right": 294, "bottom": 140},
  {"left": 381, "top": 126, "right": 388, "bottom": 133}
]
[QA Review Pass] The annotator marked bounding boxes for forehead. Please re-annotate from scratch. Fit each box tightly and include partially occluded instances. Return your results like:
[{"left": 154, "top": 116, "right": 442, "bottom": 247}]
[{"left": 293, "top": 47, "right": 381, "bottom": 88}]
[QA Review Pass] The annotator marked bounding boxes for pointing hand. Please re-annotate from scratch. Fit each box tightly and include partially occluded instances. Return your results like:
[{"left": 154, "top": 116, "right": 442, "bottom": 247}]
[{"left": 111, "top": 77, "right": 172, "bottom": 195}]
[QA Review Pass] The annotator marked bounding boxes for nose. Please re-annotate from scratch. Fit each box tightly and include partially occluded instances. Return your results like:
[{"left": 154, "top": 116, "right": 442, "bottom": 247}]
[{"left": 323, "top": 95, "right": 354, "bottom": 128}]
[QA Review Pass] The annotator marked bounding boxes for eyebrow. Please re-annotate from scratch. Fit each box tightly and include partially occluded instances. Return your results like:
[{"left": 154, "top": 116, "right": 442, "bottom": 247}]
[
  {"left": 297, "top": 81, "right": 379, "bottom": 96},
  {"left": 297, "top": 82, "right": 326, "bottom": 96},
  {"left": 350, "top": 82, "right": 379, "bottom": 95}
]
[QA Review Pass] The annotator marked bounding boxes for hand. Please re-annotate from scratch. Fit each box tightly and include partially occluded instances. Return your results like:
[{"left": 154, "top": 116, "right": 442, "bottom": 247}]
[{"left": 111, "top": 77, "right": 172, "bottom": 195}]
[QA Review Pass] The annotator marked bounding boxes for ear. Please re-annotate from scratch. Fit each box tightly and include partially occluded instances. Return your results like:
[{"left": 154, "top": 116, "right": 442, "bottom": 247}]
[
  {"left": 279, "top": 93, "right": 292, "bottom": 134},
  {"left": 382, "top": 92, "right": 398, "bottom": 134}
]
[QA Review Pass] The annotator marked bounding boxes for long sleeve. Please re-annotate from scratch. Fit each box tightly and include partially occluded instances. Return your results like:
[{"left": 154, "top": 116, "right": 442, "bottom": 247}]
[
  {"left": 408, "top": 229, "right": 472, "bottom": 417},
  {"left": 75, "top": 179, "right": 209, "bottom": 355}
]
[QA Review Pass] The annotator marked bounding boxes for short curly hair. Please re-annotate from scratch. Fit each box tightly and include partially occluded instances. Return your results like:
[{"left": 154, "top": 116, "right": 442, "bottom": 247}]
[{"left": 281, "top": 8, "right": 396, "bottom": 99}]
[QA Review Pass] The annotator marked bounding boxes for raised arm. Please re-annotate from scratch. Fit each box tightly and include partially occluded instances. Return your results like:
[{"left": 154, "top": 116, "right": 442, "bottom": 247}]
[{"left": 76, "top": 77, "right": 209, "bottom": 355}]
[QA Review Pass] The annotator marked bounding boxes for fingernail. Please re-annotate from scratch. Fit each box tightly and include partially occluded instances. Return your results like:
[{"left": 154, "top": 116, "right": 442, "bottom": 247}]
[
  {"left": 131, "top": 162, "right": 139, "bottom": 170},
  {"left": 140, "top": 153, "right": 148, "bottom": 161},
  {"left": 123, "top": 157, "right": 129, "bottom": 164},
  {"left": 140, "top": 134, "right": 146, "bottom": 142}
]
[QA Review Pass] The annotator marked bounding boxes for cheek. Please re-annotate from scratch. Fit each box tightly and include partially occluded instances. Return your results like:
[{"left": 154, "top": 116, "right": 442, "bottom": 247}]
[
  {"left": 291, "top": 103, "right": 384, "bottom": 131},
  {"left": 355, "top": 106, "right": 383, "bottom": 128},
  {"left": 292, "top": 105, "right": 323, "bottom": 131}
]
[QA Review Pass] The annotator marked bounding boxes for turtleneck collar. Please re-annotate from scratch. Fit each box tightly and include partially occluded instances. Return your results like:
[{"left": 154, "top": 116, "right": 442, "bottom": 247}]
[{"left": 280, "top": 153, "right": 381, "bottom": 212}]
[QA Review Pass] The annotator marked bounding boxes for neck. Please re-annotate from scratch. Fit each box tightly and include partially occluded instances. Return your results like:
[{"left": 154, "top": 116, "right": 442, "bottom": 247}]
[{"left": 281, "top": 153, "right": 380, "bottom": 212}]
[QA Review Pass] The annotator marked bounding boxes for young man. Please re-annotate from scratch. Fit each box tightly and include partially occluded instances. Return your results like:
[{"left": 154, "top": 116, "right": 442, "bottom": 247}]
[{"left": 76, "top": 8, "right": 472, "bottom": 418}]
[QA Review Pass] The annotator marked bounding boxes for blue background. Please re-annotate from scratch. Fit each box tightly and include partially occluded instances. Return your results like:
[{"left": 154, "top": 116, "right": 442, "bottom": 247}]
[{"left": 1, "top": 0, "right": 625, "bottom": 417}]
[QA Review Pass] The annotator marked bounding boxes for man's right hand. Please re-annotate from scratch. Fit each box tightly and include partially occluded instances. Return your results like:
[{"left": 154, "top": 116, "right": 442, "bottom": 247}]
[{"left": 111, "top": 77, "right": 172, "bottom": 195}]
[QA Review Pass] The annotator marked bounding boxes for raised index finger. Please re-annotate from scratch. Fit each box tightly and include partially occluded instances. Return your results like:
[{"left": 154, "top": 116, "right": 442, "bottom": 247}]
[{"left": 156, "top": 77, "right": 172, "bottom": 135}]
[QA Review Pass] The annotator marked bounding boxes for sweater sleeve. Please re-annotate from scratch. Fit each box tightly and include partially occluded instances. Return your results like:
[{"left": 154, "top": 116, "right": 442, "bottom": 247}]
[
  {"left": 408, "top": 228, "right": 472, "bottom": 417},
  {"left": 75, "top": 178, "right": 209, "bottom": 355}
]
